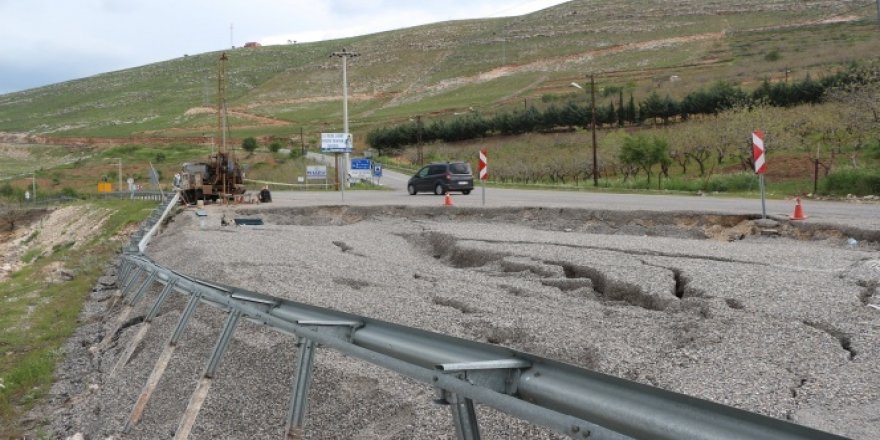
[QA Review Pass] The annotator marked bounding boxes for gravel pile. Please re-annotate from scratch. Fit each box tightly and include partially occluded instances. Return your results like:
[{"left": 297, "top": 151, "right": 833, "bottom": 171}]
[{"left": 35, "top": 205, "right": 880, "bottom": 439}]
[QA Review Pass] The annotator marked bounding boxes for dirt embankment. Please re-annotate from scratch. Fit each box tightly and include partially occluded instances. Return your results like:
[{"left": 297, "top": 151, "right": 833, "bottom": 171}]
[{"left": 0, "top": 205, "right": 115, "bottom": 281}]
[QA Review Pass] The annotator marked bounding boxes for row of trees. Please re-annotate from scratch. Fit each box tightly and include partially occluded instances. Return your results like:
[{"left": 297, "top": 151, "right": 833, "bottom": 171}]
[
  {"left": 241, "top": 137, "right": 297, "bottom": 156},
  {"left": 367, "top": 65, "right": 874, "bottom": 152}
]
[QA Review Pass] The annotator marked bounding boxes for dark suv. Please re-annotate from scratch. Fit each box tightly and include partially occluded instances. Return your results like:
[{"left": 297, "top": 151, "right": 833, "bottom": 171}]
[{"left": 407, "top": 162, "right": 474, "bottom": 195}]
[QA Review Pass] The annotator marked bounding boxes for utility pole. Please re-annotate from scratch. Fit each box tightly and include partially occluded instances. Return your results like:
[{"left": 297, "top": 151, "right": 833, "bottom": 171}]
[
  {"left": 217, "top": 52, "right": 229, "bottom": 197},
  {"left": 331, "top": 48, "right": 359, "bottom": 188},
  {"left": 104, "top": 157, "right": 122, "bottom": 192},
  {"left": 570, "top": 77, "right": 600, "bottom": 187},
  {"left": 590, "top": 74, "right": 599, "bottom": 187},
  {"left": 32, "top": 172, "right": 36, "bottom": 203},
  {"left": 416, "top": 115, "right": 423, "bottom": 166}
]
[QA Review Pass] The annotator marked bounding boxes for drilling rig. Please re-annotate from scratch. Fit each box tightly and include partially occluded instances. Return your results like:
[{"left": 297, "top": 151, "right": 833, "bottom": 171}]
[{"left": 178, "top": 52, "right": 246, "bottom": 204}]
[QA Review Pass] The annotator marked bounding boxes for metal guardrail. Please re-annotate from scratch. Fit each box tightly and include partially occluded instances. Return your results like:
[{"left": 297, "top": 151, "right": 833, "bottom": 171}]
[
  {"left": 0, "top": 196, "right": 77, "bottom": 209},
  {"left": 114, "top": 255, "right": 850, "bottom": 440},
  {"left": 110, "top": 195, "right": 850, "bottom": 440},
  {"left": 243, "top": 178, "right": 334, "bottom": 190},
  {"left": 98, "top": 190, "right": 167, "bottom": 201}
]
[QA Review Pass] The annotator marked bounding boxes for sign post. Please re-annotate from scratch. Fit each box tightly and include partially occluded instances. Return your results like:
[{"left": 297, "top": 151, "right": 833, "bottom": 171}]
[
  {"left": 306, "top": 165, "right": 328, "bottom": 189},
  {"left": 479, "top": 148, "right": 488, "bottom": 207},
  {"left": 752, "top": 131, "right": 767, "bottom": 219},
  {"left": 321, "top": 133, "right": 353, "bottom": 201},
  {"left": 373, "top": 163, "right": 382, "bottom": 185}
]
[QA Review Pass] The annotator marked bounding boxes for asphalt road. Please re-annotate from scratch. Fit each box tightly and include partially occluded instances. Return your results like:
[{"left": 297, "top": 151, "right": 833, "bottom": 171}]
[{"left": 276, "top": 162, "right": 880, "bottom": 232}]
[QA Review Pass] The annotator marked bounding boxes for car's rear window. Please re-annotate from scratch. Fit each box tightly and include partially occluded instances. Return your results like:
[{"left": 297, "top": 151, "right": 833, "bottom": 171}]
[{"left": 449, "top": 163, "right": 472, "bottom": 174}]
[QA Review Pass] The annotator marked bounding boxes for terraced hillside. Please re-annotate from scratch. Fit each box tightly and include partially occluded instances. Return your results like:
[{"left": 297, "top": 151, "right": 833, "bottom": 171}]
[{"left": 0, "top": 0, "right": 876, "bottom": 141}]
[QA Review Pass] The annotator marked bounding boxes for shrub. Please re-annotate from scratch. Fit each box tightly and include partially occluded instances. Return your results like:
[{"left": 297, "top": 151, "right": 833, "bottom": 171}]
[
  {"left": 764, "top": 49, "right": 782, "bottom": 62},
  {"left": 241, "top": 137, "right": 258, "bottom": 154},
  {"left": 663, "top": 173, "right": 759, "bottom": 193},
  {"left": 701, "top": 173, "right": 758, "bottom": 193},
  {"left": 865, "top": 140, "right": 880, "bottom": 160},
  {"left": 269, "top": 141, "right": 282, "bottom": 153},
  {"left": 60, "top": 187, "right": 81, "bottom": 199},
  {"left": 822, "top": 168, "right": 880, "bottom": 196}
]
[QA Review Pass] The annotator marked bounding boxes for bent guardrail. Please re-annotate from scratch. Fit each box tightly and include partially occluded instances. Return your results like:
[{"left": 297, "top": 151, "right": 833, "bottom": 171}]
[{"left": 112, "top": 249, "right": 849, "bottom": 440}]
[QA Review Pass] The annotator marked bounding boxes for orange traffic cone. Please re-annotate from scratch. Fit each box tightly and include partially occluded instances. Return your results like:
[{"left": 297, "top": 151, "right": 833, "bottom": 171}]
[
  {"left": 444, "top": 193, "right": 454, "bottom": 206},
  {"left": 790, "top": 197, "right": 807, "bottom": 220}
]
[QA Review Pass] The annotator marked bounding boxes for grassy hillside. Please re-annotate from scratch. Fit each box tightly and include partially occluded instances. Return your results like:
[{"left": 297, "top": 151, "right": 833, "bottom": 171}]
[{"left": 0, "top": 0, "right": 876, "bottom": 140}]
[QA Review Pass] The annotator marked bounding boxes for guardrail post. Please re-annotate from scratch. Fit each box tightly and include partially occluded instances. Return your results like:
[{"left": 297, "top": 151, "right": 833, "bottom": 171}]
[
  {"left": 127, "top": 270, "right": 156, "bottom": 305},
  {"left": 121, "top": 266, "right": 143, "bottom": 294},
  {"left": 449, "top": 393, "right": 481, "bottom": 440},
  {"left": 282, "top": 320, "right": 360, "bottom": 438},
  {"left": 146, "top": 279, "right": 177, "bottom": 323},
  {"left": 124, "top": 291, "right": 202, "bottom": 433},
  {"left": 117, "top": 260, "right": 133, "bottom": 286},
  {"left": 174, "top": 310, "right": 242, "bottom": 440},
  {"left": 100, "top": 269, "right": 156, "bottom": 350},
  {"left": 112, "top": 279, "right": 177, "bottom": 376},
  {"left": 171, "top": 292, "right": 202, "bottom": 346},
  {"left": 432, "top": 359, "right": 532, "bottom": 440},
  {"left": 285, "top": 337, "right": 316, "bottom": 438},
  {"left": 204, "top": 310, "right": 241, "bottom": 378}
]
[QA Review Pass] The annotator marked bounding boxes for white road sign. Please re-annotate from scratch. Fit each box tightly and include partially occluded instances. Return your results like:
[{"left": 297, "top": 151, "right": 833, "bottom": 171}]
[
  {"left": 321, "top": 133, "right": 353, "bottom": 153},
  {"left": 306, "top": 165, "right": 328, "bottom": 180}
]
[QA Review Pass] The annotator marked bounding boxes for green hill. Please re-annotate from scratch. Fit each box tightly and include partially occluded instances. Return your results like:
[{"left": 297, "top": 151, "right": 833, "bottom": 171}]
[{"left": 1, "top": 0, "right": 877, "bottom": 142}]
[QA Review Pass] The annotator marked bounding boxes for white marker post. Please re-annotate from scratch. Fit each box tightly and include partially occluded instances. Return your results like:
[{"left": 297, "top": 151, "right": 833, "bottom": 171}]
[{"left": 752, "top": 131, "right": 767, "bottom": 219}]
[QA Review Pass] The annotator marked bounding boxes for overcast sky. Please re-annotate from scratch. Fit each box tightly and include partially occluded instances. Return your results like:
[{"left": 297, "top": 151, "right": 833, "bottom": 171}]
[{"left": 0, "top": 0, "right": 569, "bottom": 95}]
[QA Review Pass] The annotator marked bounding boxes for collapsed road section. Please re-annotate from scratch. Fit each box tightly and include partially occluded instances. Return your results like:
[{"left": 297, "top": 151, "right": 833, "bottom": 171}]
[{"left": 38, "top": 205, "right": 880, "bottom": 439}]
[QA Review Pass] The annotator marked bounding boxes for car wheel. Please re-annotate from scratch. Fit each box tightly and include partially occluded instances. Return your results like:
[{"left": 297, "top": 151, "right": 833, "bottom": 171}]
[
  {"left": 434, "top": 183, "right": 446, "bottom": 195},
  {"left": 407, "top": 184, "right": 416, "bottom": 195},
  {"left": 462, "top": 189, "right": 471, "bottom": 195}
]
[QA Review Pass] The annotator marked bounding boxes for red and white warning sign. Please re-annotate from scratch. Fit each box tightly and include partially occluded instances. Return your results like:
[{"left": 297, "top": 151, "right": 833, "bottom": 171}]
[
  {"left": 752, "top": 130, "right": 766, "bottom": 175},
  {"left": 479, "top": 148, "right": 488, "bottom": 180}
]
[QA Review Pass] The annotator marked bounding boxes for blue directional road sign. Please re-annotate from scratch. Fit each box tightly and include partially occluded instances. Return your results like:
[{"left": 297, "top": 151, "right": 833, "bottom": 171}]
[{"left": 351, "top": 158, "right": 371, "bottom": 170}]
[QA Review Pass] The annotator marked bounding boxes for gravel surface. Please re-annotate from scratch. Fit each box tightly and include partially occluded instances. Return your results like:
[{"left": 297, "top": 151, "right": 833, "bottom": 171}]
[{"left": 33, "top": 204, "right": 880, "bottom": 439}]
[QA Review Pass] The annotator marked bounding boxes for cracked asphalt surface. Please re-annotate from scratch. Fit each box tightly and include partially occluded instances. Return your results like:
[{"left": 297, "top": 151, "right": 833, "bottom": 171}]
[{"left": 37, "top": 202, "right": 880, "bottom": 439}]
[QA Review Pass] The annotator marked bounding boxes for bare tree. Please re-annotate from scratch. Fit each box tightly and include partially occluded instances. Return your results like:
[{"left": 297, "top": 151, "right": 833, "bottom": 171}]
[
  {"left": 670, "top": 150, "right": 690, "bottom": 174},
  {"left": 0, "top": 207, "right": 29, "bottom": 232},
  {"left": 685, "top": 145, "right": 713, "bottom": 177}
]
